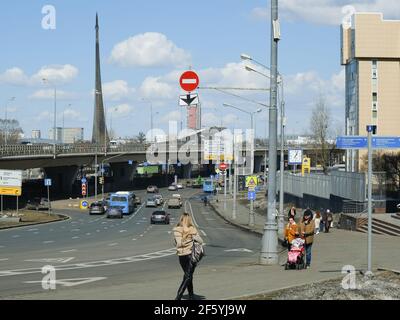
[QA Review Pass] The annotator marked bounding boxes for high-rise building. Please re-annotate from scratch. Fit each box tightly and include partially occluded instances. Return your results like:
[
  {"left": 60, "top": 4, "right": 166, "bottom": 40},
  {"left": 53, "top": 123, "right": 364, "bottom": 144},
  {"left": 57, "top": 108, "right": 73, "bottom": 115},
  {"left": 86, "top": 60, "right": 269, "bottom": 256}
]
[
  {"left": 31, "top": 130, "right": 41, "bottom": 139},
  {"left": 341, "top": 13, "right": 400, "bottom": 171},
  {"left": 48, "top": 127, "right": 84, "bottom": 144}
]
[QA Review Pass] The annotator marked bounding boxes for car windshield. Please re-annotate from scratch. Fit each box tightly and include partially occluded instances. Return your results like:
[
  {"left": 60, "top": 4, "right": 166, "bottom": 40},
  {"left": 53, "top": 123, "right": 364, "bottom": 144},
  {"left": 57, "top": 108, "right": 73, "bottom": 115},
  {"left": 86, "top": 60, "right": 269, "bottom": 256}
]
[
  {"left": 147, "top": 197, "right": 155, "bottom": 201},
  {"left": 111, "top": 196, "right": 126, "bottom": 202}
]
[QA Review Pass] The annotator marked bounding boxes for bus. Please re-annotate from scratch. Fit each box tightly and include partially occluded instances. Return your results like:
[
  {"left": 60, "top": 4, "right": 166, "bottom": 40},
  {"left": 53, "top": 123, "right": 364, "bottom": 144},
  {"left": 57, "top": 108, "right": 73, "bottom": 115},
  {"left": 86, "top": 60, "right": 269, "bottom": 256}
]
[
  {"left": 203, "top": 179, "right": 215, "bottom": 193},
  {"left": 108, "top": 191, "right": 136, "bottom": 215}
]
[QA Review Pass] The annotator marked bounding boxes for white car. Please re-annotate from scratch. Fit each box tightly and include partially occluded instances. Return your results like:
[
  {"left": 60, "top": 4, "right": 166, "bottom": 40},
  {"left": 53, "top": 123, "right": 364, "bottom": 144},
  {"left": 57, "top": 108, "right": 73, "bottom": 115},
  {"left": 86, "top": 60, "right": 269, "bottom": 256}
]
[
  {"left": 176, "top": 184, "right": 184, "bottom": 189},
  {"left": 172, "top": 194, "right": 182, "bottom": 207},
  {"left": 154, "top": 194, "right": 163, "bottom": 206},
  {"left": 168, "top": 185, "right": 178, "bottom": 191}
]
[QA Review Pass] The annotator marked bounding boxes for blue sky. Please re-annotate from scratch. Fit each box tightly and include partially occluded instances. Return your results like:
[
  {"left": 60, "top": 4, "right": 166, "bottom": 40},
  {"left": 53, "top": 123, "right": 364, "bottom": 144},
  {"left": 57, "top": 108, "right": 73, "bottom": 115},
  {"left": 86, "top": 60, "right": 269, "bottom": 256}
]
[{"left": 0, "top": 0, "right": 399, "bottom": 140}]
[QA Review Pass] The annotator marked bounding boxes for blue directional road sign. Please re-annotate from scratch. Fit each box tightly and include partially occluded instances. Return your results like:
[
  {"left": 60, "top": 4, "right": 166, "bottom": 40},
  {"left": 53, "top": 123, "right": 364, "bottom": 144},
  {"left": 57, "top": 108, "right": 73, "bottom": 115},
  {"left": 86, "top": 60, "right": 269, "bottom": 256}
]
[
  {"left": 248, "top": 191, "right": 256, "bottom": 201},
  {"left": 336, "top": 136, "right": 367, "bottom": 149},
  {"left": 337, "top": 136, "right": 400, "bottom": 149},
  {"left": 81, "top": 177, "right": 87, "bottom": 184},
  {"left": 44, "top": 179, "right": 52, "bottom": 187},
  {"left": 372, "top": 137, "right": 400, "bottom": 149},
  {"left": 128, "top": 160, "right": 133, "bottom": 165}
]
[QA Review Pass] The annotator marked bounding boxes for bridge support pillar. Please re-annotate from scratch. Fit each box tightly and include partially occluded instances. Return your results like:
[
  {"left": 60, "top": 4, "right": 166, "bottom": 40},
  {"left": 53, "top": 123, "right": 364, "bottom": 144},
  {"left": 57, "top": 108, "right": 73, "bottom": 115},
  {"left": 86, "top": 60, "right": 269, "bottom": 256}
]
[
  {"left": 182, "top": 163, "right": 192, "bottom": 179},
  {"left": 254, "top": 156, "right": 263, "bottom": 174},
  {"left": 44, "top": 166, "right": 79, "bottom": 196},
  {"left": 110, "top": 162, "right": 137, "bottom": 189}
]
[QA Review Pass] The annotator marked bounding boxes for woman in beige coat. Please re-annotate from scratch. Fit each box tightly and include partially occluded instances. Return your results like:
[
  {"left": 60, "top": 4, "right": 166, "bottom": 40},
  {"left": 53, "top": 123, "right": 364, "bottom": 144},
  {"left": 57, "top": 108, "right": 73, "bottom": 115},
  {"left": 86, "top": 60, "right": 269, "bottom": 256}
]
[{"left": 173, "top": 213, "right": 204, "bottom": 300}]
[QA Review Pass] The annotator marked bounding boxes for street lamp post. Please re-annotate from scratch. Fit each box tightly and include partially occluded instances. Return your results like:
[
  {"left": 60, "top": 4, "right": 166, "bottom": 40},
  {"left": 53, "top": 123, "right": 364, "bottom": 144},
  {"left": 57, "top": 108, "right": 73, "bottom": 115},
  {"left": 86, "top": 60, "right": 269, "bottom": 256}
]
[
  {"left": 142, "top": 98, "right": 154, "bottom": 142},
  {"left": 43, "top": 78, "right": 57, "bottom": 158}
]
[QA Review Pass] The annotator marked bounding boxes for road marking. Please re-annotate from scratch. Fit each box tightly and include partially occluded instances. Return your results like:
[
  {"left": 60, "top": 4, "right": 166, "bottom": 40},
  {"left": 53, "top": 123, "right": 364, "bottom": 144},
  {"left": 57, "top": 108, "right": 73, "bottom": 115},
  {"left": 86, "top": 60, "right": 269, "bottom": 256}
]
[
  {"left": 132, "top": 238, "right": 137, "bottom": 241},
  {"left": 12, "top": 235, "right": 20, "bottom": 238},
  {"left": 103, "top": 227, "right": 108, "bottom": 230},
  {"left": 0, "top": 246, "right": 4, "bottom": 248},
  {"left": 200, "top": 230, "right": 207, "bottom": 237},
  {"left": 72, "top": 236, "right": 79, "bottom": 239},
  {"left": 201, "top": 212, "right": 210, "bottom": 215},
  {"left": 101, "top": 222, "right": 107, "bottom": 224},
  {"left": 25, "top": 277, "right": 107, "bottom": 287},
  {"left": 0, "top": 248, "right": 177, "bottom": 277},
  {"left": 26, "top": 228, "right": 38, "bottom": 232},
  {"left": 96, "top": 230, "right": 100, "bottom": 232},
  {"left": 119, "top": 230, "right": 127, "bottom": 233},
  {"left": 43, "top": 241, "right": 54, "bottom": 244},
  {"left": 71, "top": 229, "right": 80, "bottom": 232},
  {"left": 108, "top": 243, "right": 118, "bottom": 246},
  {"left": 61, "top": 249, "right": 77, "bottom": 253},
  {"left": 86, "top": 233, "right": 91, "bottom": 236},
  {"left": 224, "top": 248, "right": 253, "bottom": 253},
  {"left": 25, "top": 257, "right": 75, "bottom": 264},
  {"left": 0, "top": 258, "right": 9, "bottom": 261},
  {"left": 33, "top": 232, "right": 39, "bottom": 235}
]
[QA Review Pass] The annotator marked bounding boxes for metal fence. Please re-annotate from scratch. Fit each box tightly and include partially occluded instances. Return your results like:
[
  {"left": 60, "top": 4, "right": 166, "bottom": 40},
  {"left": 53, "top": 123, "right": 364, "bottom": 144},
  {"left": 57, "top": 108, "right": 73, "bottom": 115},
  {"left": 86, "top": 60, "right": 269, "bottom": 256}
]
[{"left": 277, "top": 171, "right": 366, "bottom": 202}]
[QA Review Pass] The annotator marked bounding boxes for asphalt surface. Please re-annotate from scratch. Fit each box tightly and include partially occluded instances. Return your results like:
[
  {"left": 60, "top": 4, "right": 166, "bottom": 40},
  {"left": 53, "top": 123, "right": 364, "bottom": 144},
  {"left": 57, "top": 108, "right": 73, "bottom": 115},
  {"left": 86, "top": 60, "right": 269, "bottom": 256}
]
[{"left": 0, "top": 187, "right": 261, "bottom": 299}]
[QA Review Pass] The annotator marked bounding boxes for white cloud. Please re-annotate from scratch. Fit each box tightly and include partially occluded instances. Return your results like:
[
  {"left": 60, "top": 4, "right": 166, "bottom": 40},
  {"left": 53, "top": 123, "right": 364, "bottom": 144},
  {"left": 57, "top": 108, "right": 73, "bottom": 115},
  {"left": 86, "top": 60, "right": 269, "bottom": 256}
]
[
  {"left": 102, "top": 80, "right": 135, "bottom": 101},
  {"left": 31, "top": 64, "right": 78, "bottom": 85},
  {"left": 62, "top": 108, "right": 81, "bottom": 119},
  {"left": 0, "top": 68, "right": 30, "bottom": 85},
  {"left": 252, "top": 0, "right": 400, "bottom": 26},
  {"left": 160, "top": 111, "right": 182, "bottom": 123},
  {"left": 0, "top": 64, "right": 78, "bottom": 86},
  {"left": 110, "top": 32, "right": 191, "bottom": 68},
  {"left": 29, "top": 89, "right": 76, "bottom": 100},
  {"left": 34, "top": 111, "right": 52, "bottom": 122},
  {"left": 139, "top": 76, "right": 176, "bottom": 99},
  {"left": 109, "top": 104, "right": 134, "bottom": 118}
]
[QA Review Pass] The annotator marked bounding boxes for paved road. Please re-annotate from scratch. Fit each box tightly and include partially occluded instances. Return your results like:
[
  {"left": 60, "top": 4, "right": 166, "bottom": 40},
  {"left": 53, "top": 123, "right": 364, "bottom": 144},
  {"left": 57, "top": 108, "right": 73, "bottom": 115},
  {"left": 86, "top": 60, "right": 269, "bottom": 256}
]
[{"left": 0, "top": 187, "right": 261, "bottom": 299}]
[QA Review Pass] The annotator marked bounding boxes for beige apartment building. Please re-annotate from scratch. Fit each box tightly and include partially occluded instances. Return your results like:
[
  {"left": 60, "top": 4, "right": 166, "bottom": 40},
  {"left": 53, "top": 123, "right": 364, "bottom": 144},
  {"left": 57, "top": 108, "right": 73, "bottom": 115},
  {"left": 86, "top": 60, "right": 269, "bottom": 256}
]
[{"left": 341, "top": 13, "right": 400, "bottom": 171}]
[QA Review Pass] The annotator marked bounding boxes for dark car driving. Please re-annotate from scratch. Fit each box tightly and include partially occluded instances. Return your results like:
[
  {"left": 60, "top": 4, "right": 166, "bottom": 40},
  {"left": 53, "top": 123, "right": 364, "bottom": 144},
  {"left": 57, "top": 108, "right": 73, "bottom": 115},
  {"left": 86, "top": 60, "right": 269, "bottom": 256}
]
[
  {"left": 89, "top": 201, "right": 106, "bottom": 215},
  {"left": 26, "top": 197, "right": 50, "bottom": 211},
  {"left": 150, "top": 210, "right": 170, "bottom": 224},
  {"left": 106, "top": 206, "right": 123, "bottom": 219}
]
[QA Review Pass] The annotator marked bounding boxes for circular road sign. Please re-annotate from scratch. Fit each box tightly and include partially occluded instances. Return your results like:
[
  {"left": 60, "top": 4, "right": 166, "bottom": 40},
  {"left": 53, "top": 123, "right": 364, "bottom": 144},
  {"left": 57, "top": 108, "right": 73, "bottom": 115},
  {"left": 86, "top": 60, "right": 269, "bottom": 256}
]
[
  {"left": 180, "top": 71, "right": 199, "bottom": 92},
  {"left": 219, "top": 163, "right": 228, "bottom": 171}
]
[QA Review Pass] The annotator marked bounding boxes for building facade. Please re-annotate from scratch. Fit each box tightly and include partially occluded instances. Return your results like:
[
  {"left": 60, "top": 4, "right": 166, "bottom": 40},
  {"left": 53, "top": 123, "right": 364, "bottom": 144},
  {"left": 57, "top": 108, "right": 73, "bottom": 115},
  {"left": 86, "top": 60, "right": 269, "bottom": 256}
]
[
  {"left": 48, "top": 127, "right": 84, "bottom": 144},
  {"left": 341, "top": 13, "right": 400, "bottom": 171}
]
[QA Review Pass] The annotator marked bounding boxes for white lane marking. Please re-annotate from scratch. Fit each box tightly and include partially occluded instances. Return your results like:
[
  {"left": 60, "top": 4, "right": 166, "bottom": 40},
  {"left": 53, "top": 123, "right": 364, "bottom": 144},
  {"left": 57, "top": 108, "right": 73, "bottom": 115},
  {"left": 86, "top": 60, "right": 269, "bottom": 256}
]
[
  {"left": 12, "top": 235, "right": 20, "bottom": 238},
  {"left": 132, "top": 238, "right": 137, "bottom": 241},
  {"left": 201, "top": 212, "right": 210, "bottom": 215},
  {"left": 206, "top": 218, "right": 216, "bottom": 221},
  {"left": 121, "top": 203, "right": 145, "bottom": 224},
  {"left": 103, "top": 227, "right": 108, "bottom": 230},
  {"left": 186, "top": 200, "right": 199, "bottom": 228},
  {"left": 0, "top": 248, "right": 177, "bottom": 277},
  {"left": 26, "top": 228, "right": 38, "bottom": 232},
  {"left": 101, "top": 222, "right": 107, "bottom": 224},
  {"left": 86, "top": 233, "right": 91, "bottom": 236},
  {"left": 33, "top": 232, "right": 39, "bottom": 235},
  {"left": 119, "top": 230, "right": 127, "bottom": 233},
  {"left": 72, "top": 236, "right": 79, "bottom": 239},
  {"left": 25, "top": 277, "right": 107, "bottom": 287},
  {"left": 0, "top": 258, "right": 9, "bottom": 262},
  {"left": 96, "top": 230, "right": 100, "bottom": 232},
  {"left": 108, "top": 243, "right": 118, "bottom": 246},
  {"left": 200, "top": 230, "right": 207, "bottom": 237},
  {"left": 43, "top": 241, "right": 54, "bottom": 244},
  {"left": 71, "top": 229, "right": 80, "bottom": 232},
  {"left": 25, "top": 257, "right": 75, "bottom": 264},
  {"left": 61, "top": 249, "right": 77, "bottom": 253},
  {"left": 224, "top": 248, "right": 253, "bottom": 253}
]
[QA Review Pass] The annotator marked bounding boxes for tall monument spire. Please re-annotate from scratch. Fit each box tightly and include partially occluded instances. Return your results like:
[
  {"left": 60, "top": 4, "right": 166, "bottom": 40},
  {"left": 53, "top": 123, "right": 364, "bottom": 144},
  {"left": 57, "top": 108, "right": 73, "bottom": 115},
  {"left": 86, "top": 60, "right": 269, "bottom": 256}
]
[{"left": 92, "top": 13, "right": 108, "bottom": 144}]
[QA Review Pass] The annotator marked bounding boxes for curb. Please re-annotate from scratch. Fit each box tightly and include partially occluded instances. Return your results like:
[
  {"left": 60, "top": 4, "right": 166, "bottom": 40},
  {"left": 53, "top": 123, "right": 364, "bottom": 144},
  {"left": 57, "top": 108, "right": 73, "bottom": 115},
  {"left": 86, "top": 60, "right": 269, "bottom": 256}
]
[
  {"left": 0, "top": 213, "right": 70, "bottom": 231},
  {"left": 209, "top": 202, "right": 286, "bottom": 245}
]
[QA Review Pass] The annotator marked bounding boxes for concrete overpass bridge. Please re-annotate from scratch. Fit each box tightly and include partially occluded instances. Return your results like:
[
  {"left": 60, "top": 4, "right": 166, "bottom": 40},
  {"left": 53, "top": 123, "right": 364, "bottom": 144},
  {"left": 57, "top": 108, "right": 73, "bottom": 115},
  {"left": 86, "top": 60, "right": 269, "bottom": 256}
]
[{"left": 0, "top": 143, "right": 344, "bottom": 195}]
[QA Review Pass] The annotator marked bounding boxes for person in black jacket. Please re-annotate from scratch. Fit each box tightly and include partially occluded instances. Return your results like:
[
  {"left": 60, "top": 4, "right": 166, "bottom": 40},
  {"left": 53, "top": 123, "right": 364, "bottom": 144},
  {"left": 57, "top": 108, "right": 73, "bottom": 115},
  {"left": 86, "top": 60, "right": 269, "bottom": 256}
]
[{"left": 288, "top": 206, "right": 297, "bottom": 220}]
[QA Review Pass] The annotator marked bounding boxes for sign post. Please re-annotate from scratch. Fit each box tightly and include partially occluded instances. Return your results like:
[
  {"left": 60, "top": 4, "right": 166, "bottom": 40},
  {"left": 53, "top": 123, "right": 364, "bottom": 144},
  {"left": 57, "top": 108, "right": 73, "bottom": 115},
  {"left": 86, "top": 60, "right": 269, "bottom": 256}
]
[
  {"left": 44, "top": 179, "right": 52, "bottom": 215},
  {"left": 246, "top": 176, "right": 258, "bottom": 227},
  {"left": 179, "top": 71, "right": 199, "bottom": 92},
  {"left": 0, "top": 170, "right": 22, "bottom": 216},
  {"left": 366, "top": 125, "right": 376, "bottom": 276}
]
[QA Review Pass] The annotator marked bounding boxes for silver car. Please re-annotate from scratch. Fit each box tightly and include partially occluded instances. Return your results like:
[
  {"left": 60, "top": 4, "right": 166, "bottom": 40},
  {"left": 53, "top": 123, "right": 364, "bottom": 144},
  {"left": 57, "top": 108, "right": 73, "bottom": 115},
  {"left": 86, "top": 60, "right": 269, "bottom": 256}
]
[
  {"left": 146, "top": 196, "right": 157, "bottom": 207},
  {"left": 154, "top": 194, "right": 163, "bottom": 206},
  {"left": 106, "top": 207, "right": 123, "bottom": 219}
]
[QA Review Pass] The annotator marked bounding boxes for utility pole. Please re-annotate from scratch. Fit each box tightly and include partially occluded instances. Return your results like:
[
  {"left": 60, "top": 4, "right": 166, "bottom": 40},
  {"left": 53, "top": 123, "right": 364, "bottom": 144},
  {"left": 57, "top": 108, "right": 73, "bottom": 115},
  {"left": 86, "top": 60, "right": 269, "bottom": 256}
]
[
  {"left": 261, "top": 0, "right": 279, "bottom": 265},
  {"left": 279, "top": 84, "right": 285, "bottom": 234}
]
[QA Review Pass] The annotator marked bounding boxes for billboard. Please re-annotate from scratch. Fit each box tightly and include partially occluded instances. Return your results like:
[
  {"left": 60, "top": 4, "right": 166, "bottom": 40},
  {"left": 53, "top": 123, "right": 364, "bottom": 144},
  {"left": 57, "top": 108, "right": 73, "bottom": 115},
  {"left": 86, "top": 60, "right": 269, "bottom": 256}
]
[{"left": 137, "top": 166, "right": 159, "bottom": 175}]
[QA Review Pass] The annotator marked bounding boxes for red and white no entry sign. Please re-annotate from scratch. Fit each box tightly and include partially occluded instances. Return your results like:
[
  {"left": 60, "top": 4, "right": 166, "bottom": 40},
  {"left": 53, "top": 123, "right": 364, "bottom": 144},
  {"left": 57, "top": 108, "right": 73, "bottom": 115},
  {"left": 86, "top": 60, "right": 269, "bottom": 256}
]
[
  {"left": 219, "top": 163, "right": 228, "bottom": 171},
  {"left": 180, "top": 70, "right": 199, "bottom": 92}
]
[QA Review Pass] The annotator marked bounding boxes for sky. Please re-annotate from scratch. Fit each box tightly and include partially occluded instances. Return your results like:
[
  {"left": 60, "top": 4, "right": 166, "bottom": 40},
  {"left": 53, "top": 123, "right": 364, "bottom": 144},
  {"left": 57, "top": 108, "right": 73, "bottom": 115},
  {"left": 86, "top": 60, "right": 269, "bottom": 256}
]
[{"left": 0, "top": 0, "right": 399, "bottom": 141}]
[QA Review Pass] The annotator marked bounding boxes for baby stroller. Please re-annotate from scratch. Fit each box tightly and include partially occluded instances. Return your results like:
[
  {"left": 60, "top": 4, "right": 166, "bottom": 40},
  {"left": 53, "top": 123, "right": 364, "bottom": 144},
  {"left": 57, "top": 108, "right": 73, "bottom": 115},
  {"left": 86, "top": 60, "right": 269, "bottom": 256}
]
[{"left": 284, "top": 237, "right": 306, "bottom": 270}]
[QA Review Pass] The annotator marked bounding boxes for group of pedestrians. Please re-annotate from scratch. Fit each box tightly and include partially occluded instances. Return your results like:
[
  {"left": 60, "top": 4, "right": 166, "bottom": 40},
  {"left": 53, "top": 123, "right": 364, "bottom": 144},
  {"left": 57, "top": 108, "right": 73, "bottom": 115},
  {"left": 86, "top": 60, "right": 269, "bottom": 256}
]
[{"left": 284, "top": 206, "right": 334, "bottom": 269}]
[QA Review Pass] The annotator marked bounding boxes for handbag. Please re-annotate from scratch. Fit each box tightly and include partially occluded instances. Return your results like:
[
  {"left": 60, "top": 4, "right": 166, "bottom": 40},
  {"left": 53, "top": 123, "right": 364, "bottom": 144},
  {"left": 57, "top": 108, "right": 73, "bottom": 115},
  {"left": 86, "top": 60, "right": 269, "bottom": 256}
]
[{"left": 191, "top": 240, "right": 204, "bottom": 264}]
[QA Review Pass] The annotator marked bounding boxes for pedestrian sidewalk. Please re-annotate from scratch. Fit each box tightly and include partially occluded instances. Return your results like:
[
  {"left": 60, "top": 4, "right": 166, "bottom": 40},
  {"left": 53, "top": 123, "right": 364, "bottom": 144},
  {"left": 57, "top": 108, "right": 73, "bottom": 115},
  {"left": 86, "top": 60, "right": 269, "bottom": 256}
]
[{"left": 209, "top": 196, "right": 400, "bottom": 279}]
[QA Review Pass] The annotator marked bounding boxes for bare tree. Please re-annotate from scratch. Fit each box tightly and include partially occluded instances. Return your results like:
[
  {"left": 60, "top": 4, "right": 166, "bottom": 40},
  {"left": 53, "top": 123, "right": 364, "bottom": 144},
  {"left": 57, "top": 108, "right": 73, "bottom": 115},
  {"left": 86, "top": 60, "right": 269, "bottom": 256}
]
[
  {"left": 136, "top": 132, "right": 146, "bottom": 144},
  {"left": 0, "top": 119, "right": 23, "bottom": 144},
  {"left": 309, "top": 96, "right": 332, "bottom": 173}
]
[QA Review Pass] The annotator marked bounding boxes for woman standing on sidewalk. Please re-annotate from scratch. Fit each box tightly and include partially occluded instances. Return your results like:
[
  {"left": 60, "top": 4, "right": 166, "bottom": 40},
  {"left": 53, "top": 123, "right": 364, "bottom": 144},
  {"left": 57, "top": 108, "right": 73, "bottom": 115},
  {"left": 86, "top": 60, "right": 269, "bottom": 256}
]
[
  {"left": 173, "top": 212, "right": 204, "bottom": 300},
  {"left": 299, "top": 209, "right": 315, "bottom": 269},
  {"left": 314, "top": 211, "right": 321, "bottom": 235},
  {"left": 284, "top": 216, "right": 298, "bottom": 251}
]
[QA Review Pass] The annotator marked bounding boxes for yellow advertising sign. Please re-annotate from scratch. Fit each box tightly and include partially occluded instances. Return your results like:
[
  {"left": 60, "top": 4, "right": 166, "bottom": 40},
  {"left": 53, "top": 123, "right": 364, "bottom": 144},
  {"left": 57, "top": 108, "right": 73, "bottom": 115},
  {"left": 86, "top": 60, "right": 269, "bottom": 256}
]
[
  {"left": 245, "top": 176, "right": 258, "bottom": 188},
  {"left": 302, "top": 157, "right": 311, "bottom": 176},
  {"left": 0, "top": 186, "right": 22, "bottom": 196}
]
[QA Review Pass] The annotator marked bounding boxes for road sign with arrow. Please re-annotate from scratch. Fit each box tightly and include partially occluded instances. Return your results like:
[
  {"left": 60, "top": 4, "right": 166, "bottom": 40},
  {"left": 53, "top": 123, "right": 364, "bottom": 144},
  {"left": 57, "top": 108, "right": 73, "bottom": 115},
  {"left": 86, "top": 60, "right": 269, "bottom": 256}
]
[{"left": 179, "top": 93, "right": 199, "bottom": 106}]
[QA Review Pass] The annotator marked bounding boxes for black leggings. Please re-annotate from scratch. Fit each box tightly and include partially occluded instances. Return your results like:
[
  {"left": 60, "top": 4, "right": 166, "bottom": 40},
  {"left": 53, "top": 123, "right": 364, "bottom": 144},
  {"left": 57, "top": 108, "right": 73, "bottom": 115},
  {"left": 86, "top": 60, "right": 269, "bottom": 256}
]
[{"left": 176, "top": 255, "right": 196, "bottom": 299}]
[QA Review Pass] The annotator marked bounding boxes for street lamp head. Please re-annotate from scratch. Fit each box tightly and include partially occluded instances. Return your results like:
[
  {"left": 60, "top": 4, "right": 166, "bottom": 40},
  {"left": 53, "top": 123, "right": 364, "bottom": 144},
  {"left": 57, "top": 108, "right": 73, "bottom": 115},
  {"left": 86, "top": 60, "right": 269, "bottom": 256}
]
[
  {"left": 222, "top": 103, "right": 234, "bottom": 108},
  {"left": 240, "top": 53, "right": 252, "bottom": 61},
  {"left": 245, "top": 65, "right": 256, "bottom": 72},
  {"left": 256, "top": 108, "right": 262, "bottom": 113}
]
